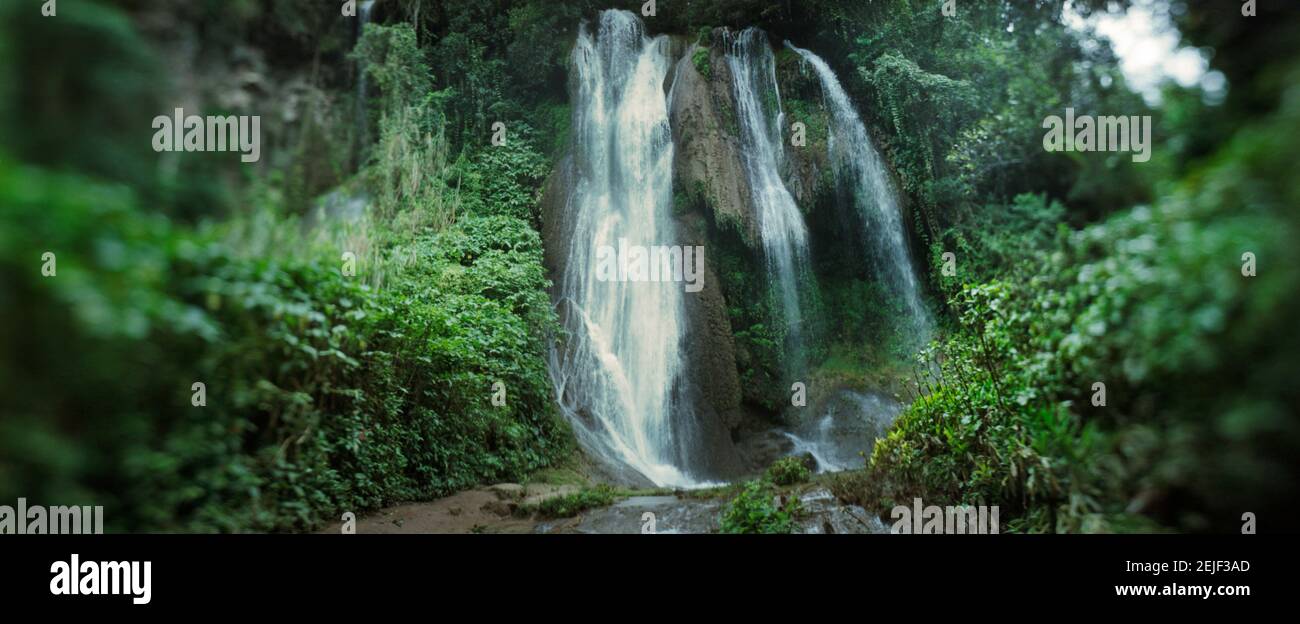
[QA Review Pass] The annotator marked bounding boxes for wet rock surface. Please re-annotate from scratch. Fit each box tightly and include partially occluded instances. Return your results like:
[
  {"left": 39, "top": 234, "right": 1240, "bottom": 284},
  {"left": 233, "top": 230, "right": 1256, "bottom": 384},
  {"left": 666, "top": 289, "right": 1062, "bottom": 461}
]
[
  {"left": 536, "top": 486, "right": 889, "bottom": 534},
  {"left": 794, "top": 487, "right": 889, "bottom": 534},
  {"left": 785, "top": 390, "right": 902, "bottom": 472},
  {"left": 669, "top": 42, "right": 756, "bottom": 243},
  {"left": 539, "top": 495, "right": 726, "bottom": 534}
]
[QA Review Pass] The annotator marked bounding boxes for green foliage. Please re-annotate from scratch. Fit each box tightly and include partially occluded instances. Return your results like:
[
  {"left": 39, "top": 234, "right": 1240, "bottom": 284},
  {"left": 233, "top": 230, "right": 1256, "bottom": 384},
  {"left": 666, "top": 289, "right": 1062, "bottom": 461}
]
[
  {"left": 354, "top": 23, "right": 436, "bottom": 119},
  {"left": 365, "top": 104, "right": 458, "bottom": 232},
  {"left": 429, "top": 1, "right": 509, "bottom": 147},
  {"left": 527, "top": 486, "right": 618, "bottom": 519},
  {"left": 355, "top": 22, "right": 460, "bottom": 231},
  {"left": 815, "top": 274, "right": 914, "bottom": 363},
  {"left": 0, "top": 157, "right": 568, "bottom": 532},
  {"left": 781, "top": 97, "right": 829, "bottom": 154},
  {"left": 505, "top": 1, "right": 587, "bottom": 99},
  {"left": 842, "top": 1, "right": 1150, "bottom": 236},
  {"left": 696, "top": 26, "right": 714, "bottom": 45},
  {"left": 453, "top": 126, "right": 551, "bottom": 225},
  {"left": 0, "top": 0, "right": 237, "bottom": 220},
  {"left": 868, "top": 75, "right": 1300, "bottom": 531},
  {"left": 861, "top": 51, "right": 976, "bottom": 196},
  {"left": 0, "top": 1, "right": 573, "bottom": 533},
  {"left": 936, "top": 193, "right": 1066, "bottom": 287},
  {"left": 766, "top": 456, "right": 811, "bottom": 486},
  {"left": 693, "top": 47, "right": 712, "bottom": 79},
  {"left": 719, "top": 480, "right": 801, "bottom": 534}
]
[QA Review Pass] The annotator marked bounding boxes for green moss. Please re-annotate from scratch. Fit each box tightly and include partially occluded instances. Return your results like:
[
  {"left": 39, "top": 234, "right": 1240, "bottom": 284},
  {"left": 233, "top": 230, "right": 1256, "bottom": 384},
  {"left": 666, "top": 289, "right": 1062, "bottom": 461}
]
[
  {"left": 721, "top": 99, "right": 741, "bottom": 137},
  {"left": 523, "top": 485, "right": 619, "bottom": 519},
  {"left": 783, "top": 97, "right": 829, "bottom": 150},
  {"left": 673, "top": 188, "right": 691, "bottom": 216}
]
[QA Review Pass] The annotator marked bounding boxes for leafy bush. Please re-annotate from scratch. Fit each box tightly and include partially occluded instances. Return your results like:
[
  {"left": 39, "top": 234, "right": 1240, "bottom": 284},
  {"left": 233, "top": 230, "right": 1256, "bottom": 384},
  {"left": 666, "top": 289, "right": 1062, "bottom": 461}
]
[
  {"left": 453, "top": 126, "right": 550, "bottom": 226},
  {"left": 866, "top": 77, "right": 1300, "bottom": 531},
  {"left": 719, "top": 480, "right": 801, "bottom": 534},
  {"left": 0, "top": 157, "right": 569, "bottom": 532},
  {"left": 693, "top": 47, "right": 712, "bottom": 79},
  {"left": 355, "top": 23, "right": 458, "bottom": 231},
  {"left": 766, "top": 456, "right": 811, "bottom": 486},
  {"left": 353, "top": 23, "right": 435, "bottom": 118}
]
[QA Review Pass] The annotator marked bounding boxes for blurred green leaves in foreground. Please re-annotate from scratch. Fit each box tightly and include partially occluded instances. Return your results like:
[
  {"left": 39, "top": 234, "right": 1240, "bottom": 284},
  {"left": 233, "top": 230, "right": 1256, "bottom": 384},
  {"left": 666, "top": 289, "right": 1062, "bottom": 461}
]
[
  {"left": 862, "top": 67, "right": 1300, "bottom": 532},
  {"left": 0, "top": 2, "right": 568, "bottom": 531}
]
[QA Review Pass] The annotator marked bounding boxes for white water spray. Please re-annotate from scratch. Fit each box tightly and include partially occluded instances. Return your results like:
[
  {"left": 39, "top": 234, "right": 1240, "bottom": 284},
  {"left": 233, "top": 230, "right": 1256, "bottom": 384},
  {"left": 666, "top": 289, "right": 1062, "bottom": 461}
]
[
  {"left": 725, "top": 29, "right": 813, "bottom": 364},
  {"left": 549, "top": 11, "right": 702, "bottom": 487}
]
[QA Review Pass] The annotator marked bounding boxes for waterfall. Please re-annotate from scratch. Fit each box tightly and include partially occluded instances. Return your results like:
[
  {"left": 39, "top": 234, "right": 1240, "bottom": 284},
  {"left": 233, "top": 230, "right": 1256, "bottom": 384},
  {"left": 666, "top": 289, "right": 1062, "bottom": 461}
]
[
  {"left": 548, "top": 10, "right": 703, "bottom": 487},
  {"left": 724, "top": 29, "right": 812, "bottom": 367},
  {"left": 783, "top": 390, "right": 901, "bottom": 472},
  {"left": 785, "top": 42, "right": 930, "bottom": 337}
]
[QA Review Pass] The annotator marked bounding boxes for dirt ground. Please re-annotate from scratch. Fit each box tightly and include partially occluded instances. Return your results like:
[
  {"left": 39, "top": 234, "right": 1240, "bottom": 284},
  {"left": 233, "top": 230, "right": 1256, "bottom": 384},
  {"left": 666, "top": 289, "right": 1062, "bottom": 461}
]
[{"left": 317, "top": 484, "right": 584, "bottom": 534}]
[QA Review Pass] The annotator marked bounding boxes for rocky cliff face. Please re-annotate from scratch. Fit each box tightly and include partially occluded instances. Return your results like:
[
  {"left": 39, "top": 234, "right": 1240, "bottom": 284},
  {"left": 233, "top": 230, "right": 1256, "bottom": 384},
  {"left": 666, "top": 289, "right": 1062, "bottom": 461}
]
[
  {"left": 666, "top": 30, "right": 835, "bottom": 416},
  {"left": 772, "top": 45, "right": 833, "bottom": 216},
  {"left": 675, "top": 209, "right": 744, "bottom": 433},
  {"left": 669, "top": 41, "right": 756, "bottom": 244},
  {"left": 668, "top": 32, "right": 833, "bottom": 243},
  {"left": 539, "top": 156, "right": 574, "bottom": 281}
]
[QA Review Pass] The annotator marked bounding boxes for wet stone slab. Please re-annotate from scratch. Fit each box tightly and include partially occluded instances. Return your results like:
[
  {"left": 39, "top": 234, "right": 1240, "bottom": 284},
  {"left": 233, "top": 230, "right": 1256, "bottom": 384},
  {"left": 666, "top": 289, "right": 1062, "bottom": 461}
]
[
  {"left": 538, "top": 496, "right": 726, "bottom": 534},
  {"left": 537, "top": 487, "right": 890, "bottom": 534}
]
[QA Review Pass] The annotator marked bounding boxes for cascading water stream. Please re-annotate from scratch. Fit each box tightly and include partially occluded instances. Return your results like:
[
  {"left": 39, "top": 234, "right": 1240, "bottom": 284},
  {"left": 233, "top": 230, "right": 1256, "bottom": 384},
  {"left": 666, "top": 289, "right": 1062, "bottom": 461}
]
[
  {"left": 785, "top": 42, "right": 931, "bottom": 337},
  {"left": 548, "top": 10, "right": 703, "bottom": 487},
  {"left": 545, "top": 19, "right": 931, "bottom": 485},
  {"left": 724, "top": 29, "right": 813, "bottom": 367}
]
